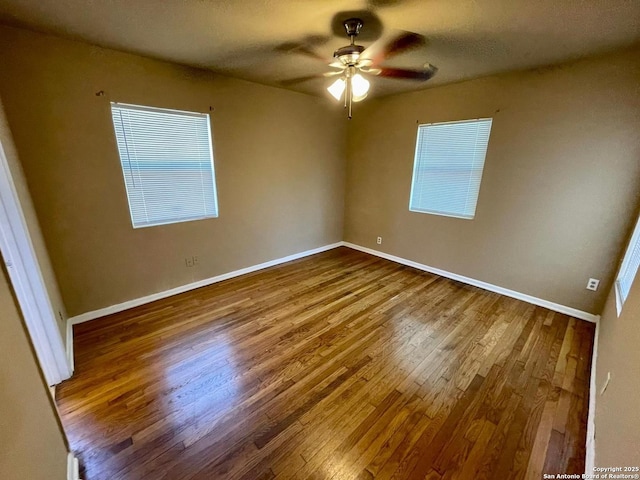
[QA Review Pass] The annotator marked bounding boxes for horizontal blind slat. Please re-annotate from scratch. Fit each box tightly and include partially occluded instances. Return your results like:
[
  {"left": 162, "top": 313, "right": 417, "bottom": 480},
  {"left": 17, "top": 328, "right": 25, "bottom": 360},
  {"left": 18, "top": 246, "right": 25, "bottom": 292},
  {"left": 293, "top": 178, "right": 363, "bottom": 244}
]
[
  {"left": 410, "top": 118, "right": 492, "bottom": 219},
  {"left": 617, "top": 216, "right": 640, "bottom": 305},
  {"left": 111, "top": 103, "right": 219, "bottom": 228}
]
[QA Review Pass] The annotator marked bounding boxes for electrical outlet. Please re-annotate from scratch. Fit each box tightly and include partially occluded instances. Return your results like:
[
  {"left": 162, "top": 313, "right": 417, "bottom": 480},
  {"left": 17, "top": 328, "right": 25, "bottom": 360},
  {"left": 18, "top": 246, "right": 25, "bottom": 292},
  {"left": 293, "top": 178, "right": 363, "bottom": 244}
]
[
  {"left": 586, "top": 278, "right": 600, "bottom": 291},
  {"left": 376, "top": 236, "right": 382, "bottom": 245},
  {"left": 600, "top": 371, "right": 611, "bottom": 395},
  {"left": 185, "top": 257, "right": 194, "bottom": 268},
  {"left": 193, "top": 256, "right": 199, "bottom": 266},
  {"left": 58, "top": 311, "right": 64, "bottom": 321}
]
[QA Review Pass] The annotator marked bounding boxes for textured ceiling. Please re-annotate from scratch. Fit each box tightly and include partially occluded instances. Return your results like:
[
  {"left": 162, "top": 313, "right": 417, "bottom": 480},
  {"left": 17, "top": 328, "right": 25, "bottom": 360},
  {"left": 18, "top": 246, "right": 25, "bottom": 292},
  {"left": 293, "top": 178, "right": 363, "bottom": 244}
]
[{"left": 0, "top": 0, "right": 639, "bottom": 98}]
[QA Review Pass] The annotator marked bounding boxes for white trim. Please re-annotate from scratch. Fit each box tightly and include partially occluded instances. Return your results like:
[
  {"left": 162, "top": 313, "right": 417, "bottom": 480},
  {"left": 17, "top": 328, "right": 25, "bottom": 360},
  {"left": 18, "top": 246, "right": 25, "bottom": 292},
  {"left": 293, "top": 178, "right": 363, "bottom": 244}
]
[
  {"left": 585, "top": 318, "right": 600, "bottom": 475},
  {"left": 110, "top": 102, "right": 219, "bottom": 230},
  {"left": 409, "top": 118, "right": 493, "bottom": 221},
  {"left": 614, "top": 280, "right": 623, "bottom": 317},
  {"left": 68, "top": 242, "right": 343, "bottom": 325},
  {"left": 613, "top": 213, "right": 640, "bottom": 315},
  {"left": 69, "top": 240, "right": 601, "bottom": 327},
  {"left": 342, "top": 242, "right": 600, "bottom": 323},
  {"left": 0, "top": 133, "right": 71, "bottom": 385},
  {"left": 66, "top": 318, "right": 75, "bottom": 373},
  {"left": 418, "top": 117, "right": 494, "bottom": 127},
  {"left": 64, "top": 239, "right": 602, "bottom": 475},
  {"left": 67, "top": 452, "right": 80, "bottom": 480},
  {"left": 111, "top": 101, "right": 209, "bottom": 118}
]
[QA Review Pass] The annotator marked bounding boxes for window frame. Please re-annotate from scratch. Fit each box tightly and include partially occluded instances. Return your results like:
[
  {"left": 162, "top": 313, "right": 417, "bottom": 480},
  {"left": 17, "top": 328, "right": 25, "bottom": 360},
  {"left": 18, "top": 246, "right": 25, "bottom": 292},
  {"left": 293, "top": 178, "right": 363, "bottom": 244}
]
[
  {"left": 615, "top": 214, "right": 640, "bottom": 315},
  {"left": 408, "top": 118, "right": 493, "bottom": 220},
  {"left": 110, "top": 102, "right": 219, "bottom": 229}
]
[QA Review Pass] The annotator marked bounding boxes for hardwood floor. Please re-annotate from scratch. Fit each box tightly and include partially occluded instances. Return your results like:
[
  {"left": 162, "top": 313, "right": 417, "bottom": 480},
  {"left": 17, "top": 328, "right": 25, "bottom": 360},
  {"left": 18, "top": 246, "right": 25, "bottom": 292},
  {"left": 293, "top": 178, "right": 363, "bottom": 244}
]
[{"left": 56, "top": 247, "right": 595, "bottom": 480}]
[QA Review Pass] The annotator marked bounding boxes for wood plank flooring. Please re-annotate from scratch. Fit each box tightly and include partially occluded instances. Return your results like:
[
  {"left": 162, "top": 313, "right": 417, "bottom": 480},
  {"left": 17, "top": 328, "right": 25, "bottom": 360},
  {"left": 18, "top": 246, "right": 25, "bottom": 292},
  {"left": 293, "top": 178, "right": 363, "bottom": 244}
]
[{"left": 56, "top": 247, "right": 595, "bottom": 480}]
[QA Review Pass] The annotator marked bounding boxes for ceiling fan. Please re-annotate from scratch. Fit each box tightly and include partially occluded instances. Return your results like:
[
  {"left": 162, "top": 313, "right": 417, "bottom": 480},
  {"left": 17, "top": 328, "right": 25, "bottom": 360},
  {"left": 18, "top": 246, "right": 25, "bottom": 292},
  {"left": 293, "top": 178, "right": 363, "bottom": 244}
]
[{"left": 282, "top": 18, "right": 438, "bottom": 119}]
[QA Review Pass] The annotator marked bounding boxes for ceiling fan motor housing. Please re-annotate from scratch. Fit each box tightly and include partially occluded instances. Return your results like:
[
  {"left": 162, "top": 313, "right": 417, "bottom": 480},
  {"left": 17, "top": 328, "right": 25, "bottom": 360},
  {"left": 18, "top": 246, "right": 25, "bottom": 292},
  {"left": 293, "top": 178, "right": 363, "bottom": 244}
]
[
  {"left": 333, "top": 44, "right": 365, "bottom": 64},
  {"left": 343, "top": 18, "right": 363, "bottom": 37},
  {"left": 334, "top": 17, "right": 366, "bottom": 65}
]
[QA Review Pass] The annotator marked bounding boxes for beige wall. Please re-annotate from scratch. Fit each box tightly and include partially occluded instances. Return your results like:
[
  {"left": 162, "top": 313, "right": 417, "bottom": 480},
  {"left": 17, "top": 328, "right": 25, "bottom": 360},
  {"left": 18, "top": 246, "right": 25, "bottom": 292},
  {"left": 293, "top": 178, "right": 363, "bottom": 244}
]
[
  {"left": 594, "top": 223, "right": 640, "bottom": 466},
  {"left": 0, "top": 20, "right": 639, "bottom": 473},
  {"left": 0, "top": 98, "right": 67, "bottom": 339},
  {"left": 0, "top": 25, "right": 346, "bottom": 317},
  {"left": 344, "top": 48, "right": 640, "bottom": 314},
  {"left": 0, "top": 261, "right": 68, "bottom": 479}
]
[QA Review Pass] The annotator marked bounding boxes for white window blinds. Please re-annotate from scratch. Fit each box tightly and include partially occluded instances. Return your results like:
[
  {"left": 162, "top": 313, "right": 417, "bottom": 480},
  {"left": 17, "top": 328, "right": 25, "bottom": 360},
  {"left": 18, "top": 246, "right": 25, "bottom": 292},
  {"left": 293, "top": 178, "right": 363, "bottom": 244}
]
[
  {"left": 616, "top": 216, "right": 640, "bottom": 310},
  {"left": 110, "top": 103, "right": 219, "bottom": 228},
  {"left": 409, "top": 118, "right": 493, "bottom": 219}
]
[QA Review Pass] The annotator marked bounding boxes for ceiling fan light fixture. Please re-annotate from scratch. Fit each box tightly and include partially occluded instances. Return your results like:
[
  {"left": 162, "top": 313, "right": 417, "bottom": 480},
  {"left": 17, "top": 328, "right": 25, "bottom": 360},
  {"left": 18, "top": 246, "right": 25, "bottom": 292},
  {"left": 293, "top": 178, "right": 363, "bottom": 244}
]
[
  {"left": 327, "top": 77, "right": 346, "bottom": 101},
  {"left": 352, "top": 92, "right": 368, "bottom": 103},
  {"left": 280, "top": 17, "right": 436, "bottom": 118},
  {"left": 351, "top": 73, "right": 370, "bottom": 101}
]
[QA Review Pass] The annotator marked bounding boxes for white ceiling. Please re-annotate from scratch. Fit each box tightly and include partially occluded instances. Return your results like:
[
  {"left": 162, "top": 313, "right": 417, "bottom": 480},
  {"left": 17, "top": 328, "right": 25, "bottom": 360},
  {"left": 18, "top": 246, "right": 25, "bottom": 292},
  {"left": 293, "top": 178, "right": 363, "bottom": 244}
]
[{"left": 0, "top": 0, "right": 638, "bottom": 97}]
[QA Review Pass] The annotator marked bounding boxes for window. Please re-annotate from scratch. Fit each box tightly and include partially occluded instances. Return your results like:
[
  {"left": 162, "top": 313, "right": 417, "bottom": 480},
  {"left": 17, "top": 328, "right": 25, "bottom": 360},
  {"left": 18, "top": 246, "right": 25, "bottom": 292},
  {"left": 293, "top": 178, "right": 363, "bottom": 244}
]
[
  {"left": 110, "top": 103, "right": 219, "bottom": 228},
  {"left": 409, "top": 118, "right": 493, "bottom": 219},
  {"left": 615, "top": 215, "right": 640, "bottom": 313}
]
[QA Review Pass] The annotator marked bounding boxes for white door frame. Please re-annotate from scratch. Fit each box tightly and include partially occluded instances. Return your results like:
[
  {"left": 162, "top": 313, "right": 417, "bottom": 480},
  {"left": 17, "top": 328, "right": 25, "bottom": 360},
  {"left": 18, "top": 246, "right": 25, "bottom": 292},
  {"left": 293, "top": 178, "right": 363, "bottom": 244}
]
[{"left": 0, "top": 136, "right": 71, "bottom": 385}]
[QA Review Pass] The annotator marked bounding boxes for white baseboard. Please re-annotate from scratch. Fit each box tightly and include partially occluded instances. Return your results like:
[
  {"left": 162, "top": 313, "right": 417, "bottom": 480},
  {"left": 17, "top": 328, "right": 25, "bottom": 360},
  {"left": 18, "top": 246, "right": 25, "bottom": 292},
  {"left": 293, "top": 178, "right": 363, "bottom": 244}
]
[
  {"left": 68, "top": 240, "right": 600, "bottom": 328},
  {"left": 344, "top": 240, "right": 602, "bottom": 469},
  {"left": 67, "top": 452, "right": 80, "bottom": 480},
  {"left": 63, "top": 239, "right": 600, "bottom": 468},
  {"left": 585, "top": 319, "right": 600, "bottom": 474},
  {"left": 342, "top": 242, "right": 600, "bottom": 324},
  {"left": 68, "top": 242, "right": 343, "bottom": 326}
]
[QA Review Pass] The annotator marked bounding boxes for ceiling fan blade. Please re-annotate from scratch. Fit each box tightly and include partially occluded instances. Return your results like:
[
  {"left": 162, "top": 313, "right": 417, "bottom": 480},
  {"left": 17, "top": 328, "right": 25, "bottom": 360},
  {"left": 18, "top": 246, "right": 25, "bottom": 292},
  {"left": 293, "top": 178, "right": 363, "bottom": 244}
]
[
  {"left": 280, "top": 69, "right": 343, "bottom": 86},
  {"left": 279, "top": 74, "right": 327, "bottom": 86},
  {"left": 276, "top": 42, "right": 328, "bottom": 62},
  {"left": 376, "top": 64, "right": 438, "bottom": 81},
  {"left": 296, "top": 45, "right": 329, "bottom": 62},
  {"left": 360, "top": 31, "right": 427, "bottom": 66},
  {"left": 360, "top": 67, "right": 382, "bottom": 75}
]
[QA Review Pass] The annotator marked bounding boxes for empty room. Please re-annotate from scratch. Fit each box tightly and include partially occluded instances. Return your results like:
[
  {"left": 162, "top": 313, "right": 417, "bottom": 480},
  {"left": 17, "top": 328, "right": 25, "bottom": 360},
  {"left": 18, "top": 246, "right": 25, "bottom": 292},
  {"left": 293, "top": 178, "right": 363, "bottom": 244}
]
[{"left": 0, "top": 1, "right": 639, "bottom": 479}]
